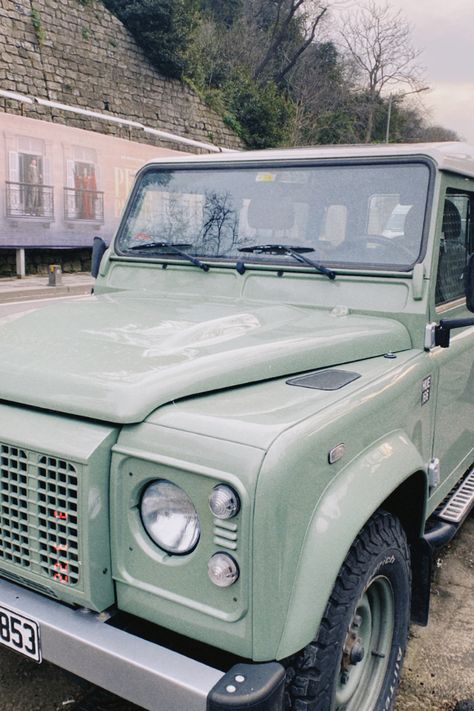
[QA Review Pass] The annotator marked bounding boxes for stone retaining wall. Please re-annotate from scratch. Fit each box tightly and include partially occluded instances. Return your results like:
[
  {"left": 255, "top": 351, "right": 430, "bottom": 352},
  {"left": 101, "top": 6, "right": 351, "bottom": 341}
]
[
  {"left": 0, "top": 0, "right": 244, "bottom": 275},
  {"left": 0, "top": 0, "right": 243, "bottom": 151}
]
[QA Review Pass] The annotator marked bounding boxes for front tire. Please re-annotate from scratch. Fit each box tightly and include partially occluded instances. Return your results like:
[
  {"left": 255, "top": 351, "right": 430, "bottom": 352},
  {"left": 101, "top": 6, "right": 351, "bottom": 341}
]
[{"left": 285, "top": 510, "right": 411, "bottom": 711}]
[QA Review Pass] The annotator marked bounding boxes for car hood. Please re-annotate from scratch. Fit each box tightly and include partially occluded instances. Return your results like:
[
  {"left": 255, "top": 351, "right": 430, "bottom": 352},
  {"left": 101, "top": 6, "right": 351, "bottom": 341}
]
[{"left": 0, "top": 293, "right": 411, "bottom": 423}]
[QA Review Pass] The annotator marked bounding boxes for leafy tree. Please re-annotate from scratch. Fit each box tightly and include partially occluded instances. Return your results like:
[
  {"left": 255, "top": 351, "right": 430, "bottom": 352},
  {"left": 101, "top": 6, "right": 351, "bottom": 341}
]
[
  {"left": 199, "top": 0, "right": 242, "bottom": 26},
  {"left": 103, "top": 0, "right": 197, "bottom": 78},
  {"left": 225, "top": 72, "right": 295, "bottom": 148},
  {"left": 416, "top": 125, "right": 460, "bottom": 142},
  {"left": 102, "top": 0, "right": 456, "bottom": 148}
]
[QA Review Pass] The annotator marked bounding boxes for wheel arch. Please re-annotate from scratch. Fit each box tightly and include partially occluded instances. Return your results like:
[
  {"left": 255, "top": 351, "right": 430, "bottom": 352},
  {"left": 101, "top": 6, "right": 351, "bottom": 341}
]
[
  {"left": 381, "top": 468, "right": 427, "bottom": 542},
  {"left": 381, "top": 469, "right": 432, "bottom": 626},
  {"left": 275, "top": 431, "right": 429, "bottom": 660}
]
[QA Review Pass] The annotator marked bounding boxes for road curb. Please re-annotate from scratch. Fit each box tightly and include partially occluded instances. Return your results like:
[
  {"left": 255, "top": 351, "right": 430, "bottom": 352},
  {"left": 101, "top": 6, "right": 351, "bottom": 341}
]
[{"left": 0, "top": 282, "right": 93, "bottom": 303}]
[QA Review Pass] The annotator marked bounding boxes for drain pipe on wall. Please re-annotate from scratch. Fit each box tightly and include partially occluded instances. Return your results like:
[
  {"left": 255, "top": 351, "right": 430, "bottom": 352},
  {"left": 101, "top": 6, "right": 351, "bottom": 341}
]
[{"left": 0, "top": 89, "right": 238, "bottom": 154}]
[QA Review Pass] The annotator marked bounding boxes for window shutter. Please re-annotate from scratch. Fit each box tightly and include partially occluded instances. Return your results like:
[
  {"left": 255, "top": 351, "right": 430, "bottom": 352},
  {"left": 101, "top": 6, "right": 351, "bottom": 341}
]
[
  {"left": 43, "top": 156, "right": 52, "bottom": 186},
  {"left": 66, "top": 160, "right": 75, "bottom": 188},
  {"left": 8, "top": 151, "right": 19, "bottom": 182}
]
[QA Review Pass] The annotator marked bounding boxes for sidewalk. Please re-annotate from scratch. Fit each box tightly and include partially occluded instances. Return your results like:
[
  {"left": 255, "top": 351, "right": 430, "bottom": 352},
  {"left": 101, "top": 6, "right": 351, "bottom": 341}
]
[{"left": 0, "top": 272, "right": 94, "bottom": 303}]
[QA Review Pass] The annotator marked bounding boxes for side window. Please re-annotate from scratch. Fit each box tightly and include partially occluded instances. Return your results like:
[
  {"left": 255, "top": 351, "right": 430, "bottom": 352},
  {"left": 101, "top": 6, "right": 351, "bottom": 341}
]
[
  {"left": 435, "top": 190, "right": 473, "bottom": 305},
  {"left": 320, "top": 205, "right": 347, "bottom": 247}
]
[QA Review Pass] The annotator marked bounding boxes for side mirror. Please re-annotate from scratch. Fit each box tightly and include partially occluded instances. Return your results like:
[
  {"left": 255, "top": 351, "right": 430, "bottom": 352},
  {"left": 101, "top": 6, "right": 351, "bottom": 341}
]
[
  {"left": 466, "top": 253, "right": 474, "bottom": 312},
  {"left": 91, "top": 236, "right": 107, "bottom": 278}
]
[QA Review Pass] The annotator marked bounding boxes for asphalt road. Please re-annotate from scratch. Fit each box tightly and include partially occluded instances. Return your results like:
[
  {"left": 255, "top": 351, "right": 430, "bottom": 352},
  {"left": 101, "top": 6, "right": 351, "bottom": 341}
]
[{"left": 0, "top": 295, "right": 472, "bottom": 710}]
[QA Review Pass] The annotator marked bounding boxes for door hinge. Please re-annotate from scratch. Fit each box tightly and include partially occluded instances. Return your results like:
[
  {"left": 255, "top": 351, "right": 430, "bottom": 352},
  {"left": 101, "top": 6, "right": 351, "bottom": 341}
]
[{"left": 428, "top": 458, "right": 440, "bottom": 491}]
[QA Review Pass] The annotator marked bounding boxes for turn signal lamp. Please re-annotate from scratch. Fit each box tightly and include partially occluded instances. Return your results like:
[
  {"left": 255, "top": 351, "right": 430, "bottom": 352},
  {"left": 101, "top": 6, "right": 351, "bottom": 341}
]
[
  {"left": 209, "top": 485, "right": 240, "bottom": 520},
  {"left": 208, "top": 553, "right": 239, "bottom": 587}
]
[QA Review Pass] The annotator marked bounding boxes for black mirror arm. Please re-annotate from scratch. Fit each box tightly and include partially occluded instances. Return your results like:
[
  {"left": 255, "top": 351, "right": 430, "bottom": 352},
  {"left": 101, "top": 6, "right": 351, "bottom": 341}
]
[
  {"left": 91, "top": 236, "right": 107, "bottom": 279},
  {"left": 435, "top": 317, "right": 474, "bottom": 348}
]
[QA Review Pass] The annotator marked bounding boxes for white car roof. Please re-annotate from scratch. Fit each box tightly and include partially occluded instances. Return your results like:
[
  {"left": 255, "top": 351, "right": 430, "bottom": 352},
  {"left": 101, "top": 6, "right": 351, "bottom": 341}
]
[{"left": 144, "top": 142, "right": 474, "bottom": 179}]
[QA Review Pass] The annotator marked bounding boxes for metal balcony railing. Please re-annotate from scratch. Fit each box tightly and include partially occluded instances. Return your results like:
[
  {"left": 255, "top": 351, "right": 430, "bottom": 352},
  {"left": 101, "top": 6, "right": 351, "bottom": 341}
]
[
  {"left": 63, "top": 187, "right": 104, "bottom": 222},
  {"left": 6, "top": 181, "right": 54, "bottom": 220}
]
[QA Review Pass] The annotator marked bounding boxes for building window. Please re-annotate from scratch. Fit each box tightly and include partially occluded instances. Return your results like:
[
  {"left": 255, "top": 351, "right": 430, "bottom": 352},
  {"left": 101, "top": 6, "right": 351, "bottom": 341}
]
[
  {"left": 6, "top": 137, "right": 54, "bottom": 219},
  {"left": 64, "top": 148, "right": 104, "bottom": 222}
]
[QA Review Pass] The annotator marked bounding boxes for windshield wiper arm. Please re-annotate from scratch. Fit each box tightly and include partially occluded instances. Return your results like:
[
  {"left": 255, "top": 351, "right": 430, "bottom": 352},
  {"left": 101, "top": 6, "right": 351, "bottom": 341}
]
[
  {"left": 129, "top": 241, "right": 209, "bottom": 272},
  {"left": 238, "top": 244, "right": 336, "bottom": 280}
]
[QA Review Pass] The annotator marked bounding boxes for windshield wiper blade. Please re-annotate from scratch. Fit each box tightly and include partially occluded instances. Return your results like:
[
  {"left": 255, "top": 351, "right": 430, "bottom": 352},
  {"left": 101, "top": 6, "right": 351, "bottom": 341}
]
[
  {"left": 129, "top": 241, "right": 209, "bottom": 272},
  {"left": 238, "top": 244, "right": 336, "bottom": 280}
]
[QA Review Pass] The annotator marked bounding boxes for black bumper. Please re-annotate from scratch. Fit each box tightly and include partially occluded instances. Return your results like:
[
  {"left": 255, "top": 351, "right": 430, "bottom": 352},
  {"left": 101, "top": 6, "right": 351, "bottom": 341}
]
[{"left": 208, "top": 662, "right": 286, "bottom": 710}]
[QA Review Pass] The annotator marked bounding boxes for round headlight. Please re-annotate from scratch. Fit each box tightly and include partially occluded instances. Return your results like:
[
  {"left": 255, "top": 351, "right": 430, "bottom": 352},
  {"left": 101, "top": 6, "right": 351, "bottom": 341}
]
[
  {"left": 140, "top": 480, "right": 200, "bottom": 555},
  {"left": 209, "top": 485, "right": 240, "bottom": 520}
]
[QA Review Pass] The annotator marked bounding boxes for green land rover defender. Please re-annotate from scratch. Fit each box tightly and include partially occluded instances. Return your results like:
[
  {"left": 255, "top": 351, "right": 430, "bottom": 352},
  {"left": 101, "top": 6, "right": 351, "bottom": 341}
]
[{"left": 0, "top": 143, "right": 473, "bottom": 711}]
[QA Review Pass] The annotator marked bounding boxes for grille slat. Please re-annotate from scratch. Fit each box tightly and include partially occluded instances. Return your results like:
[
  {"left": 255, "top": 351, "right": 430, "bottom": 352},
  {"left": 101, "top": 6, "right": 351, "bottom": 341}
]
[
  {"left": 213, "top": 519, "right": 239, "bottom": 551},
  {"left": 0, "top": 444, "right": 81, "bottom": 588},
  {"left": 0, "top": 446, "right": 30, "bottom": 568}
]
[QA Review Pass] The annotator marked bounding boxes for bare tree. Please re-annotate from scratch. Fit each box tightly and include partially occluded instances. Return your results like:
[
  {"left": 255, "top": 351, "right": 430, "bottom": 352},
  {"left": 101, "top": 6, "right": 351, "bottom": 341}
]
[
  {"left": 195, "top": 0, "right": 331, "bottom": 90},
  {"left": 251, "top": 0, "right": 329, "bottom": 84},
  {"left": 338, "top": 1, "right": 425, "bottom": 142},
  {"left": 287, "top": 41, "right": 361, "bottom": 144}
]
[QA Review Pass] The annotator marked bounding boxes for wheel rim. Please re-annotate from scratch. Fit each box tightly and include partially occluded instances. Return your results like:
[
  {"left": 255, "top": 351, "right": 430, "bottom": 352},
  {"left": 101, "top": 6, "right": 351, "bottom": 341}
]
[{"left": 334, "top": 575, "right": 395, "bottom": 710}]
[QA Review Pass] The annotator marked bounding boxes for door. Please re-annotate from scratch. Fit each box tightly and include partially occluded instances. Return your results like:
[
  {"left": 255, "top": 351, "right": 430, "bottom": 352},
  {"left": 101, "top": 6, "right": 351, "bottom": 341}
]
[{"left": 431, "top": 186, "right": 474, "bottom": 498}]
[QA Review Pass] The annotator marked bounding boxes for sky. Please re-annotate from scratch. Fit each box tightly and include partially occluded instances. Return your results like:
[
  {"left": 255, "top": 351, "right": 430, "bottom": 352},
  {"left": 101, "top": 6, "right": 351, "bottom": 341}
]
[
  {"left": 393, "top": 0, "right": 474, "bottom": 143},
  {"left": 333, "top": 0, "right": 474, "bottom": 144}
]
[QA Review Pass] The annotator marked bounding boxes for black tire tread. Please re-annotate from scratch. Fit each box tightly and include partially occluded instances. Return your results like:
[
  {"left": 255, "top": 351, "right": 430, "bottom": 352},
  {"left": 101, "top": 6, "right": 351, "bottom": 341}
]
[{"left": 284, "top": 510, "right": 411, "bottom": 711}]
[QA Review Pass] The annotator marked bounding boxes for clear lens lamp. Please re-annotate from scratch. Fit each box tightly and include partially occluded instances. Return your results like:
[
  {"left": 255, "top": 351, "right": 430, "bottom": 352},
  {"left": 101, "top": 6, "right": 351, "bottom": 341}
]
[
  {"left": 208, "top": 553, "right": 239, "bottom": 588},
  {"left": 140, "top": 480, "right": 200, "bottom": 555},
  {"left": 209, "top": 485, "right": 240, "bottom": 520}
]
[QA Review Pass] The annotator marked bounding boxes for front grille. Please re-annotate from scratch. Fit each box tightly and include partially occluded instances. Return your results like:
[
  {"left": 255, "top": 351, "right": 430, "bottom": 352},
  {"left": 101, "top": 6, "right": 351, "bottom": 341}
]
[
  {"left": 0, "top": 444, "right": 81, "bottom": 588},
  {"left": 0, "top": 446, "right": 29, "bottom": 567}
]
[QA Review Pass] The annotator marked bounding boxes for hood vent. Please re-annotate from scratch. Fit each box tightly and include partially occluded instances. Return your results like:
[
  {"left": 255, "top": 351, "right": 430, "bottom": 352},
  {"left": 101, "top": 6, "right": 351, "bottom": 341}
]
[{"left": 287, "top": 369, "right": 361, "bottom": 391}]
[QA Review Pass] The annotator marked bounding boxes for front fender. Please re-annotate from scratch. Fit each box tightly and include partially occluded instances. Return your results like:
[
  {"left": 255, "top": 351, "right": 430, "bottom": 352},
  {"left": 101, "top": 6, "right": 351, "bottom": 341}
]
[{"left": 275, "top": 430, "right": 427, "bottom": 659}]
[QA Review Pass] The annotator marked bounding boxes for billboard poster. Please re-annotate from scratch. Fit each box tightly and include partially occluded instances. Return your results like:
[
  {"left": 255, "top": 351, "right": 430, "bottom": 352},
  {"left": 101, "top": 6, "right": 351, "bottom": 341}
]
[{"left": 0, "top": 113, "right": 183, "bottom": 249}]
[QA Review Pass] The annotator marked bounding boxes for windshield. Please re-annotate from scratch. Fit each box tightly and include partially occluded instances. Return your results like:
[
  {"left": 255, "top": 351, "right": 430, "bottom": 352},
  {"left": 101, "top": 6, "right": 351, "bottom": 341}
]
[{"left": 115, "top": 161, "right": 431, "bottom": 270}]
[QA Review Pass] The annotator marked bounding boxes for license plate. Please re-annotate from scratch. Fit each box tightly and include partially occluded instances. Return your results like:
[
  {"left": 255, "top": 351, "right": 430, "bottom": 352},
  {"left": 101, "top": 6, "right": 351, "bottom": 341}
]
[{"left": 0, "top": 605, "right": 41, "bottom": 662}]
